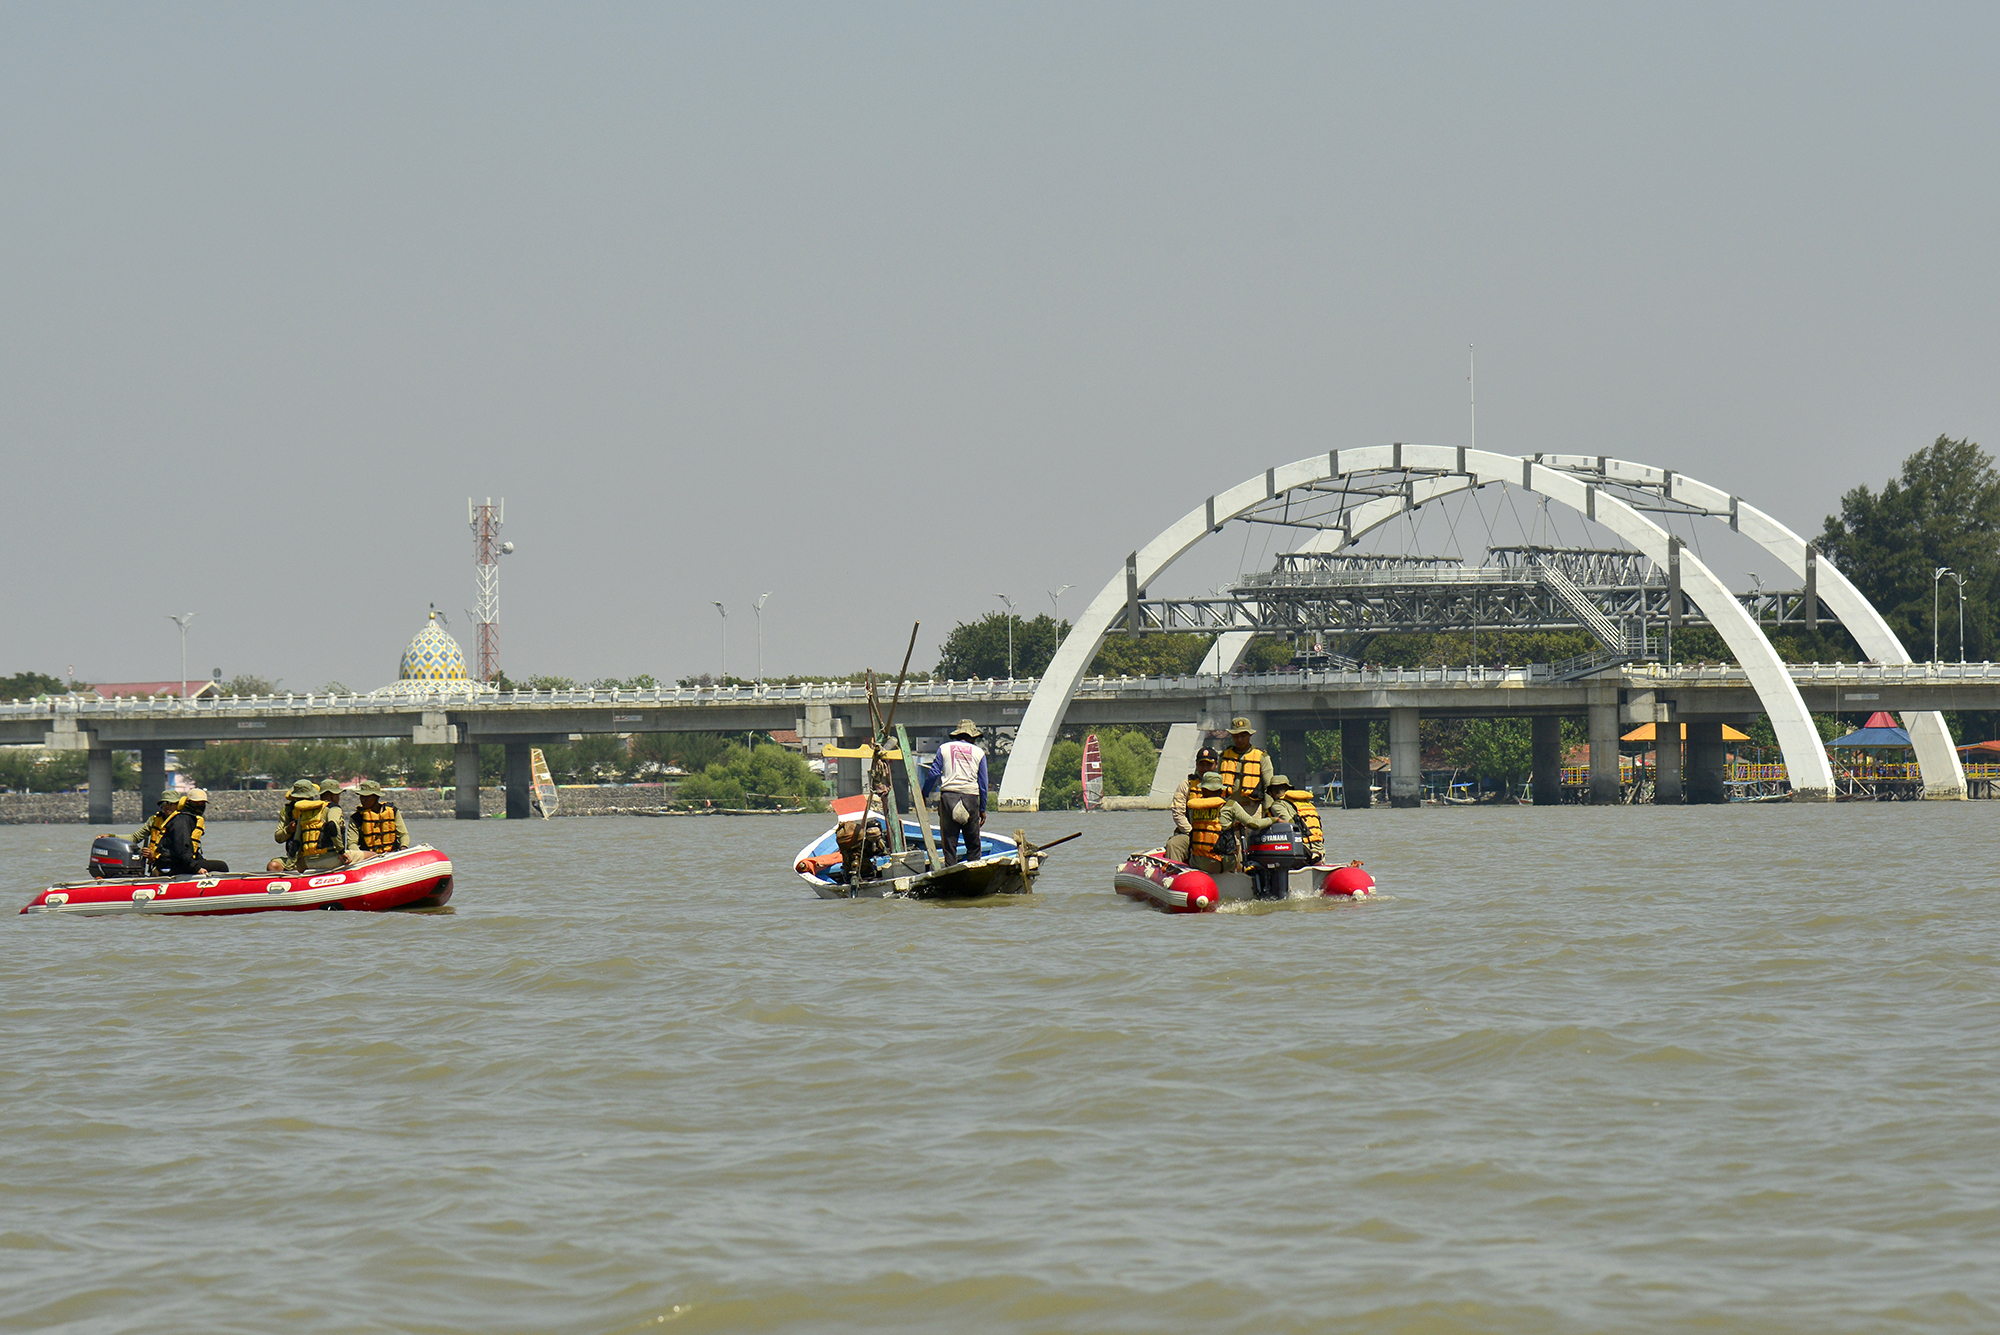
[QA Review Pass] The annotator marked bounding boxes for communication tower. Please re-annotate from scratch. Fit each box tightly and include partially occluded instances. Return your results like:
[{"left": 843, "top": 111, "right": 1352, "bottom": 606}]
[{"left": 468, "top": 498, "right": 514, "bottom": 682}]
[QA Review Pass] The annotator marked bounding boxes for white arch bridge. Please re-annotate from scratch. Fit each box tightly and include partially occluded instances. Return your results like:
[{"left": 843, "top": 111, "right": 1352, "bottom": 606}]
[{"left": 996, "top": 447, "right": 1968, "bottom": 809}]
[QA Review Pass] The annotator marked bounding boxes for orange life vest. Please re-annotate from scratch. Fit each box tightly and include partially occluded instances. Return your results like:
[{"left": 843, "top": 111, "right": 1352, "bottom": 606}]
[
  {"left": 1217, "top": 746, "right": 1266, "bottom": 805},
  {"left": 354, "top": 804, "right": 400, "bottom": 853},
  {"left": 1186, "top": 794, "right": 1226, "bottom": 861}
]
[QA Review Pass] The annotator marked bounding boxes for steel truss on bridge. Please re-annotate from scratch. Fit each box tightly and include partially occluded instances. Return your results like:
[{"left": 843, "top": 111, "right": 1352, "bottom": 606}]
[{"left": 995, "top": 447, "right": 1964, "bottom": 808}]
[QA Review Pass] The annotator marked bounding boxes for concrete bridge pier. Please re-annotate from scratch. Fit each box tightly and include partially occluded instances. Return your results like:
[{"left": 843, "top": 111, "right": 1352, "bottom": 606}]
[
  {"left": 1655, "top": 708, "right": 1682, "bottom": 804},
  {"left": 1389, "top": 708, "right": 1421, "bottom": 807},
  {"left": 504, "top": 743, "right": 533, "bottom": 819},
  {"left": 1340, "top": 720, "right": 1372, "bottom": 809},
  {"left": 1686, "top": 721, "right": 1729, "bottom": 804},
  {"left": 1587, "top": 695, "right": 1621, "bottom": 805},
  {"left": 139, "top": 745, "right": 167, "bottom": 811},
  {"left": 1276, "top": 729, "right": 1309, "bottom": 791},
  {"left": 454, "top": 741, "right": 482, "bottom": 820},
  {"left": 1531, "top": 716, "right": 1563, "bottom": 806},
  {"left": 88, "top": 747, "right": 114, "bottom": 825}
]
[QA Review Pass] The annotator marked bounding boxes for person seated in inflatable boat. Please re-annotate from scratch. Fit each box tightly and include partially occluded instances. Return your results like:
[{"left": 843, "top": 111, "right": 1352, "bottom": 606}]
[
  {"left": 1262, "top": 773, "right": 1324, "bottom": 863},
  {"left": 1179, "top": 771, "right": 1274, "bottom": 873},
  {"left": 132, "top": 791, "right": 182, "bottom": 874},
  {"left": 1164, "top": 746, "right": 1221, "bottom": 860},
  {"left": 267, "top": 778, "right": 359, "bottom": 873},
  {"left": 158, "top": 790, "right": 229, "bottom": 875}
]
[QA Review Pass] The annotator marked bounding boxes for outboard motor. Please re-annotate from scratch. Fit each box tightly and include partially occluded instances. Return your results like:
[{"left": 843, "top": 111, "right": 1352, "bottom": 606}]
[
  {"left": 89, "top": 835, "right": 143, "bottom": 879},
  {"left": 1244, "top": 820, "right": 1307, "bottom": 901}
]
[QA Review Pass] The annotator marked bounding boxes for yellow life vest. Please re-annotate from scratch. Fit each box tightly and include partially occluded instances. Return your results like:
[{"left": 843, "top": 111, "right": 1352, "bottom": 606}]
[
  {"left": 179, "top": 812, "right": 205, "bottom": 861},
  {"left": 1217, "top": 746, "right": 1266, "bottom": 804},
  {"left": 1282, "top": 788, "right": 1323, "bottom": 846},
  {"left": 142, "top": 803, "right": 180, "bottom": 861},
  {"left": 354, "top": 804, "right": 400, "bottom": 853},
  {"left": 291, "top": 799, "right": 334, "bottom": 856},
  {"left": 1186, "top": 794, "right": 1226, "bottom": 861}
]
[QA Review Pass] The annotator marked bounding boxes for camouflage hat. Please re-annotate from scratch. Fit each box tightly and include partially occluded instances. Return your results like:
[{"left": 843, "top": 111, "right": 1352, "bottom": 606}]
[
  {"left": 1199, "top": 771, "right": 1226, "bottom": 791},
  {"left": 950, "top": 719, "right": 983, "bottom": 739},
  {"left": 1228, "top": 716, "right": 1255, "bottom": 733},
  {"left": 287, "top": 779, "right": 318, "bottom": 799},
  {"left": 355, "top": 780, "right": 383, "bottom": 798},
  {"left": 319, "top": 779, "right": 344, "bottom": 798}
]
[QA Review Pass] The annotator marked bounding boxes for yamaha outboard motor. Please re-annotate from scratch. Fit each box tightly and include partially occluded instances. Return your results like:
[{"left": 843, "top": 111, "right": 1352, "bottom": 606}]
[
  {"left": 1244, "top": 820, "right": 1306, "bottom": 900},
  {"left": 89, "top": 835, "right": 143, "bottom": 879}
]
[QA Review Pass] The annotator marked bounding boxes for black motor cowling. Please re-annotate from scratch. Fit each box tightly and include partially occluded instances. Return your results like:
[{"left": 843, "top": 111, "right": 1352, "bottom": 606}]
[
  {"left": 1245, "top": 820, "right": 1308, "bottom": 871},
  {"left": 89, "top": 835, "right": 143, "bottom": 879}
]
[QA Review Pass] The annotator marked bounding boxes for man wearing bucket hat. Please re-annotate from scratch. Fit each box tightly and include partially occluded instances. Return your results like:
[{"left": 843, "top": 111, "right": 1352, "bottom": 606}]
[
  {"left": 350, "top": 780, "right": 409, "bottom": 855},
  {"left": 319, "top": 779, "right": 350, "bottom": 852},
  {"left": 922, "top": 719, "right": 990, "bottom": 866},
  {"left": 158, "top": 789, "right": 228, "bottom": 875},
  {"left": 1217, "top": 717, "right": 1269, "bottom": 808},
  {"left": 267, "top": 778, "right": 347, "bottom": 872}
]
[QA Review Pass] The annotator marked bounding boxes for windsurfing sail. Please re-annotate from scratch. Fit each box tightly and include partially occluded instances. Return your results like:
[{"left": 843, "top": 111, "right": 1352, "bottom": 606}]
[
  {"left": 1082, "top": 734, "right": 1103, "bottom": 811},
  {"left": 529, "top": 747, "right": 558, "bottom": 818}
]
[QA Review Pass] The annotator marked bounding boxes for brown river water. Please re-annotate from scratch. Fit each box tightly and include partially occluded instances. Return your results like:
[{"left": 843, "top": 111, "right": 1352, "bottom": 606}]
[{"left": 5, "top": 805, "right": 1998, "bottom": 1334}]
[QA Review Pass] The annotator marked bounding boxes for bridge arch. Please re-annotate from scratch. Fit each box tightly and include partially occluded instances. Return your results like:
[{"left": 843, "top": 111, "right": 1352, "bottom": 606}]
[{"left": 996, "top": 447, "right": 1947, "bottom": 808}]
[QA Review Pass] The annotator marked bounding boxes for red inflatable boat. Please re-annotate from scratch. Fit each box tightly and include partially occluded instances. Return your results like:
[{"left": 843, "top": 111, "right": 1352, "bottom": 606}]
[
  {"left": 1114, "top": 851, "right": 1375, "bottom": 914},
  {"left": 20, "top": 846, "right": 455, "bottom": 917}
]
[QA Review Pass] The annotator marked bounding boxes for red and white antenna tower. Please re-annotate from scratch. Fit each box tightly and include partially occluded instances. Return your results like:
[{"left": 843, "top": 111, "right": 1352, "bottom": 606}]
[{"left": 468, "top": 498, "right": 512, "bottom": 681}]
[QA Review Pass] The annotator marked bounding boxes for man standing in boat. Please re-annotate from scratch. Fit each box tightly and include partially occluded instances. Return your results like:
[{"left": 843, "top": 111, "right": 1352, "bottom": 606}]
[
  {"left": 157, "top": 789, "right": 229, "bottom": 875},
  {"left": 1218, "top": 717, "right": 1269, "bottom": 808},
  {"left": 923, "top": 719, "right": 989, "bottom": 866}
]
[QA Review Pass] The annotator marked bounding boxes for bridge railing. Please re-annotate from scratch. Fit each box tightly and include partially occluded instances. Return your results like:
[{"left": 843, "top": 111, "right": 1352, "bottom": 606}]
[{"left": 7, "top": 659, "right": 2000, "bottom": 719}]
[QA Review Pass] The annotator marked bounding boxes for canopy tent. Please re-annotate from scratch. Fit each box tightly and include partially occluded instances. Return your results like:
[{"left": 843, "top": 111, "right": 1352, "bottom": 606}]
[
  {"left": 1828, "top": 711, "right": 1912, "bottom": 749},
  {"left": 1620, "top": 722, "right": 1751, "bottom": 742},
  {"left": 1957, "top": 740, "right": 2000, "bottom": 757}
]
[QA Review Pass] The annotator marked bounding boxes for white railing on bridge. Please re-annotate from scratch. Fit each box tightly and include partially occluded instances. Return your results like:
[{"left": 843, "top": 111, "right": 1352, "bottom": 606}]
[{"left": 7, "top": 659, "right": 2000, "bottom": 720}]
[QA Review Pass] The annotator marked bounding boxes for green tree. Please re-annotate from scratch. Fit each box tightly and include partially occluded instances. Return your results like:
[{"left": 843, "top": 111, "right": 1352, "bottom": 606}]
[
  {"left": 1, "top": 671, "right": 71, "bottom": 701},
  {"left": 676, "top": 742, "right": 826, "bottom": 809},
  {"left": 1820, "top": 435, "right": 2000, "bottom": 662},
  {"left": 220, "top": 674, "right": 280, "bottom": 696},
  {"left": 1088, "top": 632, "right": 1214, "bottom": 677},
  {"left": 936, "top": 613, "right": 1069, "bottom": 679},
  {"left": 1039, "top": 727, "right": 1159, "bottom": 809}
]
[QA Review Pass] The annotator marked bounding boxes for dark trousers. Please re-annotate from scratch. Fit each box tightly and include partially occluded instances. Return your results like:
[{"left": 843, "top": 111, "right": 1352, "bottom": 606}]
[{"left": 937, "top": 791, "right": 983, "bottom": 865}]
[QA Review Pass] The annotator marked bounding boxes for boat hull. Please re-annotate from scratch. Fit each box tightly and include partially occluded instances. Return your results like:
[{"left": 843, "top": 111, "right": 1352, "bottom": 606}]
[
  {"left": 21, "top": 846, "right": 455, "bottom": 917},
  {"left": 1115, "top": 851, "right": 1374, "bottom": 913}
]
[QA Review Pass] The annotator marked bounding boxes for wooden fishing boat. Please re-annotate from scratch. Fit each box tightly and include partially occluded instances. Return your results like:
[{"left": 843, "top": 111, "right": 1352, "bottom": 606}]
[
  {"left": 21, "top": 846, "right": 455, "bottom": 916},
  {"left": 791, "top": 812, "right": 1050, "bottom": 900}
]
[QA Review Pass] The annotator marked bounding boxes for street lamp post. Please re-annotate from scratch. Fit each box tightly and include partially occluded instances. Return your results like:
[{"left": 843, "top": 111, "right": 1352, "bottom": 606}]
[
  {"left": 995, "top": 594, "right": 1017, "bottom": 677},
  {"left": 1933, "top": 567, "right": 1951, "bottom": 664},
  {"left": 712, "top": 602, "right": 728, "bottom": 682},
  {"left": 1048, "top": 583, "right": 1072, "bottom": 625},
  {"left": 752, "top": 592, "right": 772, "bottom": 691},
  {"left": 1948, "top": 571, "right": 1967, "bottom": 662},
  {"left": 167, "top": 612, "right": 197, "bottom": 702}
]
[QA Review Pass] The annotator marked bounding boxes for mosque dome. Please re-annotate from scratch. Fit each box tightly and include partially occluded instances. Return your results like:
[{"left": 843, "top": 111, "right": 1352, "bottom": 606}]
[
  {"left": 400, "top": 613, "right": 471, "bottom": 682},
  {"left": 371, "top": 612, "right": 496, "bottom": 699}
]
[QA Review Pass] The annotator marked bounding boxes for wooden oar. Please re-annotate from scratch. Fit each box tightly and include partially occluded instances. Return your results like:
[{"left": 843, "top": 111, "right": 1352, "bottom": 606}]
[{"left": 895, "top": 723, "right": 943, "bottom": 872}]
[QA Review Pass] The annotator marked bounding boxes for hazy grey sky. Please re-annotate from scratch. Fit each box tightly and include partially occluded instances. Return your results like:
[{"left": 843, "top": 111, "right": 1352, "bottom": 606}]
[{"left": 6, "top": 3, "right": 1996, "bottom": 689}]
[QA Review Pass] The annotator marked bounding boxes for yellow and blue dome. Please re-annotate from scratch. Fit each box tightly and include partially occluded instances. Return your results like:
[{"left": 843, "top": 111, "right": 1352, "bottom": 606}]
[
  {"left": 400, "top": 614, "right": 471, "bottom": 682},
  {"left": 371, "top": 612, "right": 494, "bottom": 699}
]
